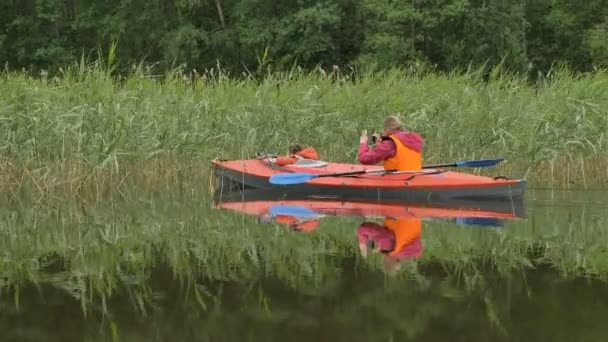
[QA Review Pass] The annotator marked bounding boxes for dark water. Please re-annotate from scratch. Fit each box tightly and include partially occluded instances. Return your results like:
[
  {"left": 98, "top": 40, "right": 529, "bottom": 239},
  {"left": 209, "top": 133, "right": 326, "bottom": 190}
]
[
  {"left": 5, "top": 262, "right": 608, "bottom": 342},
  {"left": 2, "top": 189, "right": 608, "bottom": 341}
]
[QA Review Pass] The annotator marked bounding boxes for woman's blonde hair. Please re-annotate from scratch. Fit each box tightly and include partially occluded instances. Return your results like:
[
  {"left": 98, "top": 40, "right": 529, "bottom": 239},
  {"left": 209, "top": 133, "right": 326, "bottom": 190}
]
[{"left": 383, "top": 114, "right": 403, "bottom": 132}]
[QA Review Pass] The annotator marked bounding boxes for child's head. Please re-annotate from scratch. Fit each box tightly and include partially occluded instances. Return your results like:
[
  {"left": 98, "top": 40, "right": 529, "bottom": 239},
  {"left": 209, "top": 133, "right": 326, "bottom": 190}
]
[{"left": 289, "top": 144, "right": 304, "bottom": 155}]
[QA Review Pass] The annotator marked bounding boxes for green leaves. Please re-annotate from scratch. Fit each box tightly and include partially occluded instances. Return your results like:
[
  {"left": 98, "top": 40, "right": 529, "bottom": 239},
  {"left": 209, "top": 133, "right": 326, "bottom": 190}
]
[
  {"left": 1, "top": 0, "right": 607, "bottom": 75},
  {"left": 585, "top": 16, "right": 608, "bottom": 69}
]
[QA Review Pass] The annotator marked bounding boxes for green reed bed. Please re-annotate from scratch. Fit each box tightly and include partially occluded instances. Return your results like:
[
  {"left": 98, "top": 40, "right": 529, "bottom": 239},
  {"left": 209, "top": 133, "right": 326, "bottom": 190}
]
[
  {"left": 1, "top": 191, "right": 608, "bottom": 310},
  {"left": 0, "top": 194, "right": 356, "bottom": 298},
  {"left": 1, "top": 63, "right": 607, "bottom": 190},
  {"left": 0, "top": 158, "right": 215, "bottom": 202}
]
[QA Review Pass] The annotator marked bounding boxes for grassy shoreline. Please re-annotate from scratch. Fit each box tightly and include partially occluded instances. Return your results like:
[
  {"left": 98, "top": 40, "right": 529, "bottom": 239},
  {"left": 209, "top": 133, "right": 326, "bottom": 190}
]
[
  {"left": 1, "top": 64, "right": 607, "bottom": 189},
  {"left": 0, "top": 155, "right": 606, "bottom": 205}
]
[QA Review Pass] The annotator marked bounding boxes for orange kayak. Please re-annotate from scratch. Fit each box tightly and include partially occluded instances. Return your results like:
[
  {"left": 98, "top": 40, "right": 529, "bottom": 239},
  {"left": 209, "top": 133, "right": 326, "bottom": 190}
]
[{"left": 212, "top": 157, "right": 526, "bottom": 201}]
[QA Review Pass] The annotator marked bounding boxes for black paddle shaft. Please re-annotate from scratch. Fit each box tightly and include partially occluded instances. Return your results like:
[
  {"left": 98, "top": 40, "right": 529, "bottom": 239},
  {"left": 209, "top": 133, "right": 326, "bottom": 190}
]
[
  {"left": 422, "top": 162, "right": 456, "bottom": 169},
  {"left": 316, "top": 169, "right": 398, "bottom": 178}
]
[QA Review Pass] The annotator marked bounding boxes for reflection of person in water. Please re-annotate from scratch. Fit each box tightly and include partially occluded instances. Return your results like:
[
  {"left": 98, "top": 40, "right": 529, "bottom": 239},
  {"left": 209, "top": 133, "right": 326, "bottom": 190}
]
[
  {"left": 357, "top": 216, "right": 422, "bottom": 273},
  {"left": 258, "top": 213, "right": 320, "bottom": 232}
]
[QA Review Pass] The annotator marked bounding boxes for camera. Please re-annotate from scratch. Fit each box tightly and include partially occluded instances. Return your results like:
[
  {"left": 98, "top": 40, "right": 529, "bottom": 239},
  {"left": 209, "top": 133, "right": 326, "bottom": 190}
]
[{"left": 371, "top": 133, "right": 381, "bottom": 144}]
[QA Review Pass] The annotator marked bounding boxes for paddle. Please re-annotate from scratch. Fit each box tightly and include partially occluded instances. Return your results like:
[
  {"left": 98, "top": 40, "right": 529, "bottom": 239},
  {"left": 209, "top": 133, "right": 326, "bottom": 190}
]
[
  {"left": 269, "top": 158, "right": 504, "bottom": 185},
  {"left": 269, "top": 204, "right": 322, "bottom": 217},
  {"left": 422, "top": 158, "right": 504, "bottom": 169},
  {"left": 454, "top": 217, "right": 505, "bottom": 227}
]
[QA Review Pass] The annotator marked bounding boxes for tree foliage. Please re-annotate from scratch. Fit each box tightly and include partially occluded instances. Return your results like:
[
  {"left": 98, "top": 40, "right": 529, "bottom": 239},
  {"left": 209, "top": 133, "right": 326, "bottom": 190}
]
[{"left": 1, "top": 0, "right": 607, "bottom": 74}]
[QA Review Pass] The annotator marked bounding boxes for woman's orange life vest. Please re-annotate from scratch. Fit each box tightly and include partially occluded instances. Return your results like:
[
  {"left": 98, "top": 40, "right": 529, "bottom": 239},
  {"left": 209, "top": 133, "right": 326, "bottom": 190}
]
[
  {"left": 382, "top": 217, "right": 422, "bottom": 257},
  {"left": 383, "top": 135, "right": 422, "bottom": 171},
  {"left": 275, "top": 147, "right": 319, "bottom": 166}
]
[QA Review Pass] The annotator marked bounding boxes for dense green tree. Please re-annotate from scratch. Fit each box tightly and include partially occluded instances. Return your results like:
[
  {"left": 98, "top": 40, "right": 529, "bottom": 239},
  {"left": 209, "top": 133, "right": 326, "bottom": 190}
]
[
  {"left": 585, "top": 16, "right": 608, "bottom": 69},
  {"left": 1, "top": 0, "right": 607, "bottom": 75},
  {"left": 524, "top": 0, "right": 608, "bottom": 73}
]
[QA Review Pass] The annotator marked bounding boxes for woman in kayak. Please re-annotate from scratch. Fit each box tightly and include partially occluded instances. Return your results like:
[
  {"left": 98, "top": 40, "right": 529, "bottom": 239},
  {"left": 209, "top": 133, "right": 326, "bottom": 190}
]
[
  {"left": 275, "top": 144, "right": 320, "bottom": 166},
  {"left": 357, "top": 216, "right": 423, "bottom": 273},
  {"left": 358, "top": 114, "right": 424, "bottom": 171}
]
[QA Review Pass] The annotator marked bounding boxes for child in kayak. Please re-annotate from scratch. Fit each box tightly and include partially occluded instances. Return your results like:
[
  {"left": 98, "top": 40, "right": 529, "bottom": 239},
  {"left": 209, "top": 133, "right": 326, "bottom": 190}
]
[
  {"left": 358, "top": 114, "right": 424, "bottom": 171},
  {"left": 258, "top": 212, "right": 320, "bottom": 232},
  {"left": 275, "top": 144, "right": 320, "bottom": 166},
  {"left": 274, "top": 214, "right": 320, "bottom": 232}
]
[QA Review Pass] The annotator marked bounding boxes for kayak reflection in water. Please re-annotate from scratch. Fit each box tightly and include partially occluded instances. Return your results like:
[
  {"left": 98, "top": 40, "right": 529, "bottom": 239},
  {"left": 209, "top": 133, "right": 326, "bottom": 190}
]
[{"left": 357, "top": 216, "right": 423, "bottom": 273}]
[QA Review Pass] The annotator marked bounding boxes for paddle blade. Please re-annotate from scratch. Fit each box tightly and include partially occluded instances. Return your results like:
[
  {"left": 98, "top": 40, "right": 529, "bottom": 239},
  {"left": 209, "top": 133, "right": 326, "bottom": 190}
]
[
  {"left": 269, "top": 172, "right": 317, "bottom": 185},
  {"left": 455, "top": 158, "right": 504, "bottom": 168},
  {"left": 269, "top": 205, "right": 320, "bottom": 217},
  {"left": 455, "top": 217, "right": 504, "bottom": 227}
]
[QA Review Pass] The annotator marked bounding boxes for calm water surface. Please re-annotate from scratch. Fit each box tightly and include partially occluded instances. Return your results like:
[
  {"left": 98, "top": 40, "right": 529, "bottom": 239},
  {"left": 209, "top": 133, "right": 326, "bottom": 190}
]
[{"left": 1, "top": 188, "right": 608, "bottom": 341}]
